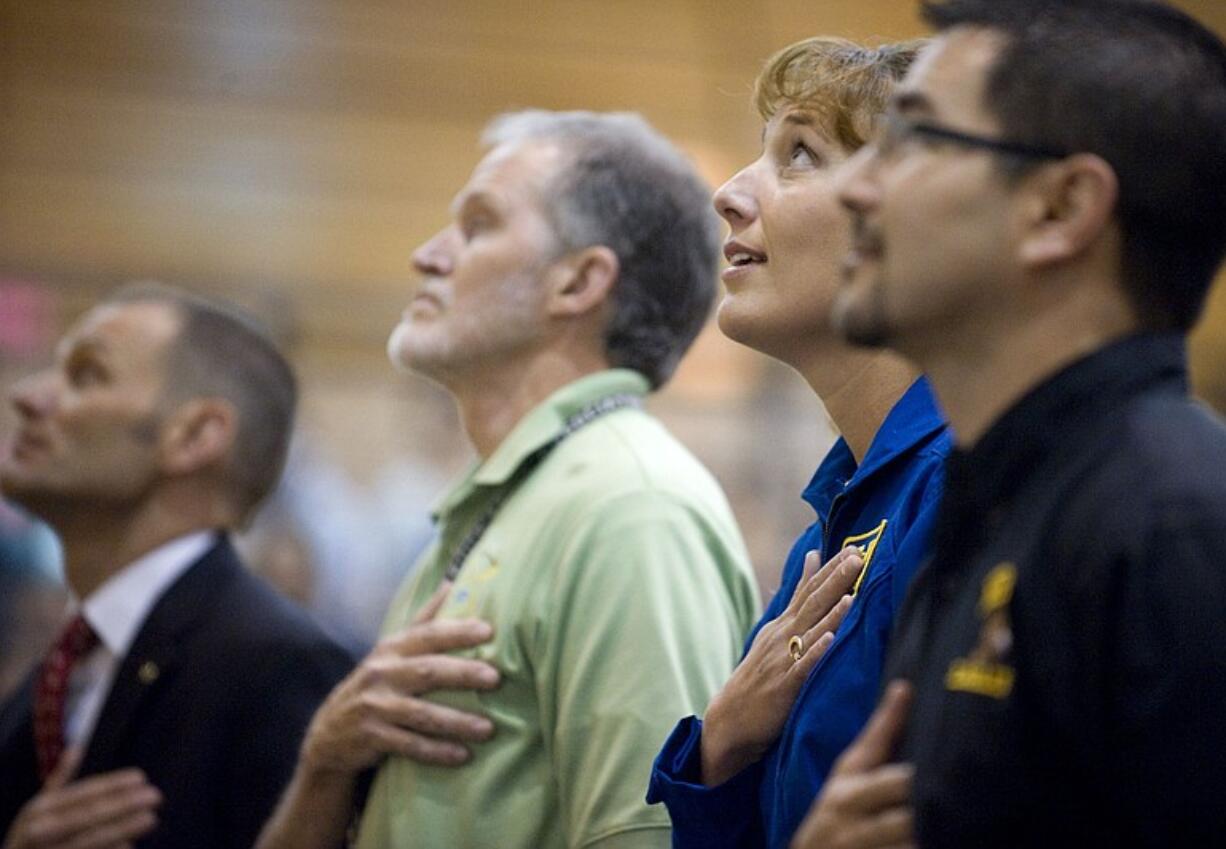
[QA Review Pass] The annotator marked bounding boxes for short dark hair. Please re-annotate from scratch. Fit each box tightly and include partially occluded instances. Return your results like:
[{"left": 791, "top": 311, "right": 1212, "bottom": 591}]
[
  {"left": 483, "top": 111, "right": 720, "bottom": 389},
  {"left": 921, "top": 0, "right": 1226, "bottom": 331},
  {"left": 107, "top": 283, "right": 297, "bottom": 524}
]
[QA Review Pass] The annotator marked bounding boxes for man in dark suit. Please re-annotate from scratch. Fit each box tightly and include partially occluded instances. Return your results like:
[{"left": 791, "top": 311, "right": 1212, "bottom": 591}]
[{"left": 0, "top": 284, "right": 353, "bottom": 849}]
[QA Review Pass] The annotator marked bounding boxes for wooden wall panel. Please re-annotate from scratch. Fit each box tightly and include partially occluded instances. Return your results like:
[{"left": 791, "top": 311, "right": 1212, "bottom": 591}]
[
  {"left": 3, "top": 0, "right": 1224, "bottom": 369},
  {"left": 0, "top": 0, "right": 768, "bottom": 354}
]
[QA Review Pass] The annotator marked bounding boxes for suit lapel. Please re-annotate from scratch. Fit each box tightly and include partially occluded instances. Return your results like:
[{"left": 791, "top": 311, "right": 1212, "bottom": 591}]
[{"left": 79, "top": 537, "right": 239, "bottom": 776}]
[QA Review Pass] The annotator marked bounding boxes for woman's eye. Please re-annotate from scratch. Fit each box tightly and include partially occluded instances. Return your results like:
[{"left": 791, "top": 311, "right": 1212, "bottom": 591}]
[
  {"left": 463, "top": 216, "right": 494, "bottom": 239},
  {"left": 788, "top": 143, "right": 820, "bottom": 167}
]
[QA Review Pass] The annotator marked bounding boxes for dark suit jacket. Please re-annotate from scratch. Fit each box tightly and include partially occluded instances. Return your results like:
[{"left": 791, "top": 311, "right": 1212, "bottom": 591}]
[{"left": 0, "top": 536, "right": 354, "bottom": 848}]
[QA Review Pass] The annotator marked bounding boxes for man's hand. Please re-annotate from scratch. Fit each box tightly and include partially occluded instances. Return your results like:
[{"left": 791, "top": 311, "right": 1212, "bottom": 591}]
[
  {"left": 791, "top": 681, "right": 915, "bottom": 849},
  {"left": 2, "top": 748, "right": 162, "bottom": 849},
  {"left": 701, "top": 546, "right": 863, "bottom": 786},
  {"left": 301, "top": 581, "right": 501, "bottom": 775}
]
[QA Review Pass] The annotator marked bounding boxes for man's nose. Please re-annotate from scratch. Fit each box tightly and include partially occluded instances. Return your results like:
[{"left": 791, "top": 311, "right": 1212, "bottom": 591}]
[
  {"left": 411, "top": 228, "right": 458, "bottom": 277},
  {"left": 10, "top": 371, "right": 56, "bottom": 421},
  {"left": 834, "top": 146, "right": 881, "bottom": 215}
]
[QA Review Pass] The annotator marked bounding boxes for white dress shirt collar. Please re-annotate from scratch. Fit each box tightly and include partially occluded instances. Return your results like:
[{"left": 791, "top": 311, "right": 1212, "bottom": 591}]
[{"left": 79, "top": 531, "right": 216, "bottom": 657}]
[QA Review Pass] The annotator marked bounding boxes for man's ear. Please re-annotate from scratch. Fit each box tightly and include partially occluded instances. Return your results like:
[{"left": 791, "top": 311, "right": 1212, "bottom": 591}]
[
  {"left": 158, "top": 398, "right": 238, "bottom": 476},
  {"left": 1017, "top": 153, "right": 1119, "bottom": 269},
  {"left": 546, "top": 245, "right": 619, "bottom": 318}
]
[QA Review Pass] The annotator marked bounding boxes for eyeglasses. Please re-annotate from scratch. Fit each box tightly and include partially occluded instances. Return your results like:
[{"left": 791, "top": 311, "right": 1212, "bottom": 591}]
[{"left": 874, "top": 111, "right": 1068, "bottom": 162}]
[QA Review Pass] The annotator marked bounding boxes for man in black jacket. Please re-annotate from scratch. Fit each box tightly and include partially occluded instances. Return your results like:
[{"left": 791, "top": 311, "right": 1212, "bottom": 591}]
[
  {"left": 0, "top": 284, "right": 352, "bottom": 849},
  {"left": 792, "top": 1, "right": 1226, "bottom": 846}
]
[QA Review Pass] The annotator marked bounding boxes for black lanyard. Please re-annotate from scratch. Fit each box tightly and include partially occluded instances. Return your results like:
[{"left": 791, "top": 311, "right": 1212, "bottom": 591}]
[{"left": 442, "top": 393, "right": 641, "bottom": 582}]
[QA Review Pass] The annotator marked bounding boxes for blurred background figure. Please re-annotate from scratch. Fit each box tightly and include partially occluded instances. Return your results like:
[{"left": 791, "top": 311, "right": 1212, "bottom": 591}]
[
  {"left": 0, "top": 498, "right": 64, "bottom": 703},
  {"left": 238, "top": 429, "right": 448, "bottom": 652},
  {"left": 227, "top": 286, "right": 448, "bottom": 652},
  {"left": 0, "top": 280, "right": 67, "bottom": 704}
]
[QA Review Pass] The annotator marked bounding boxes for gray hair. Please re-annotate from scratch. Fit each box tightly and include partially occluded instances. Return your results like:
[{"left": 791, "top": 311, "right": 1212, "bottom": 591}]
[{"left": 483, "top": 110, "right": 720, "bottom": 389}]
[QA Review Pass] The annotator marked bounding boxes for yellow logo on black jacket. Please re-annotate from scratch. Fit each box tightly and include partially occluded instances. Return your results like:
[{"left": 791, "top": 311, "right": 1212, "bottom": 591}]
[{"left": 945, "top": 562, "right": 1017, "bottom": 699}]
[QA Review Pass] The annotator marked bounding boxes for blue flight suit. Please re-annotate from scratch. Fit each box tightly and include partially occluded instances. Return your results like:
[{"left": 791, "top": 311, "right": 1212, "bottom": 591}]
[{"left": 648, "top": 377, "right": 951, "bottom": 848}]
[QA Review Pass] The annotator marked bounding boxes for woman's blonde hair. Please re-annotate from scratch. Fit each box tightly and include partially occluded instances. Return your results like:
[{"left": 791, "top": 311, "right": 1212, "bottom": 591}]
[{"left": 754, "top": 37, "right": 927, "bottom": 150}]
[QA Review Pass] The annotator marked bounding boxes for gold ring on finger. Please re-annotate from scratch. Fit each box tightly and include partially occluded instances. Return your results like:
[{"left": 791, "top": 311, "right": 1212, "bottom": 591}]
[{"left": 788, "top": 635, "right": 804, "bottom": 662}]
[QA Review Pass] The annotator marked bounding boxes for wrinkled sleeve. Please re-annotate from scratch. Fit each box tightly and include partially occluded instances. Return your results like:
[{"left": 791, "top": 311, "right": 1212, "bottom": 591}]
[
  {"left": 645, "top": 531, "right": 818, "bottom": 849},
  {"left": 540, "top": 491, "right": 758, "bottom": 849},
  {"left": 646, "top": 715, "right": 767, "bottom": 848}
]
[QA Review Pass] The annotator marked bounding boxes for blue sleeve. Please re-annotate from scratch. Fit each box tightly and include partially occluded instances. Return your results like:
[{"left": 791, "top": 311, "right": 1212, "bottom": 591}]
[
  {"left": 646, "top": 717, "right": 766, "bottom": 849},
  {"left": 889, "top": 463, "right": 944, "bottom": 612}
]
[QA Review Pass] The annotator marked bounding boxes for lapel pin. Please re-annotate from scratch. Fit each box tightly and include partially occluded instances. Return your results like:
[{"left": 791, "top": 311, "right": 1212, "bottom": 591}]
[{"left": 138, "top": 661, "right": 160, "bottom": 685}]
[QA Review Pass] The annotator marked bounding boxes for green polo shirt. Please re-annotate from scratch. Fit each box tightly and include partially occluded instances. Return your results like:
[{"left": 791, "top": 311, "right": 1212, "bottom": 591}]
[{"left": 354, "top": 369, "right": 759, "bottom": 849}]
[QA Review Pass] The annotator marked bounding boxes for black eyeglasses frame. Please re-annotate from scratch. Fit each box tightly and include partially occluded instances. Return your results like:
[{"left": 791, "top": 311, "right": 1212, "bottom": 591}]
[{"left": 903, "top": 120, "right": 1069, "bottom": 161}]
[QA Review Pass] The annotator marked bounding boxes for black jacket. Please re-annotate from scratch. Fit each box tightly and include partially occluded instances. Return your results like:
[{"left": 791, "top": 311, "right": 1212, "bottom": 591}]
[
  {"left": 888, "top": 333, "right": 1226, "bottom": 848},
  {"left": 0, "top": 536, "right": 354, "bottom": 848}
]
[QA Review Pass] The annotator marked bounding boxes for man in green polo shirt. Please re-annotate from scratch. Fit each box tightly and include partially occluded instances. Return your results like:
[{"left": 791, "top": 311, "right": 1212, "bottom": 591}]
[{"left": 257, "top": 111, "right": 759, "bottom": 849}]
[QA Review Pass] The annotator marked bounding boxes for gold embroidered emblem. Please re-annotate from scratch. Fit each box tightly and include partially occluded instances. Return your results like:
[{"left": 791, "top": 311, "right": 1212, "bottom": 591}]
[
  {"left": 946, "top": 562, "right": 1017, "bottom": 699},
  {"left": 841, "top": 519, "right": 888, "bottom": 595}
]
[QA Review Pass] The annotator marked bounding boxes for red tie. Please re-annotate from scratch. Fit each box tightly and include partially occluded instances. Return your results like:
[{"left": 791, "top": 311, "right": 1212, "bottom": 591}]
[{"left": 33, "top": 613, "right": 99, "bottom": 781}]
